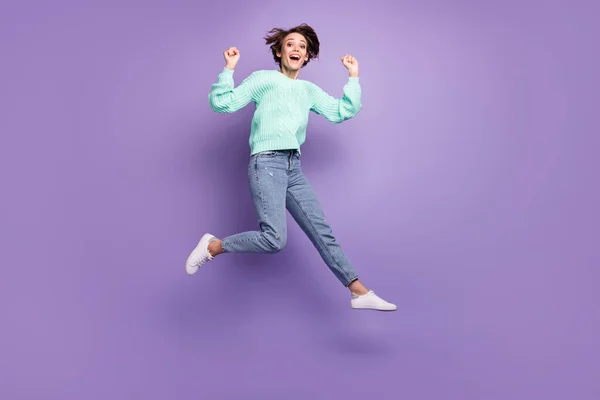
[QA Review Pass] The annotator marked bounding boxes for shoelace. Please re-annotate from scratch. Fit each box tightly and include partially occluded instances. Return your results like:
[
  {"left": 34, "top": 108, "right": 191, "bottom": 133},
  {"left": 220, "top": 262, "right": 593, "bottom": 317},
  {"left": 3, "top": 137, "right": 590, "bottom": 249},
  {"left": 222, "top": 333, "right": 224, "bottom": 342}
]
[{"left": 194, "top": 250, "right": 213, "bottom": 267}]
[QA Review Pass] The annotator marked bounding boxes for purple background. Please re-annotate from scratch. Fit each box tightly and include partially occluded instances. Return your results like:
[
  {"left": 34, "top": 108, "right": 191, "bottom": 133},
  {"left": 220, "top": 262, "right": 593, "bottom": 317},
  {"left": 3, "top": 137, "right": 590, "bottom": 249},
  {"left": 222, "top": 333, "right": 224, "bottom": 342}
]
[{"left": 1, "top": 0, "right": 599, "bottom": 399}]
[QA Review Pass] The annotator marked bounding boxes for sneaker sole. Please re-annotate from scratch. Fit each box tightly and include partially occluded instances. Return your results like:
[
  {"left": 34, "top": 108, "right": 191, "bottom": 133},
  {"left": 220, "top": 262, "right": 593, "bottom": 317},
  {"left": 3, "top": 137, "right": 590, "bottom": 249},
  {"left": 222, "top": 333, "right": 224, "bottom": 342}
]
[{"left": 351, "top": 305, "right": 398, "bottom": 311}]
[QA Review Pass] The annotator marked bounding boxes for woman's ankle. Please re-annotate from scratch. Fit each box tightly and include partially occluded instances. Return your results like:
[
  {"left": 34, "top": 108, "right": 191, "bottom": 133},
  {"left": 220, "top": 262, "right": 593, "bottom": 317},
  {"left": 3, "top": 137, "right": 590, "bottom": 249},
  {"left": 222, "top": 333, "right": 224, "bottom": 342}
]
[
  {"left": 348, "top": 279, "right": 369, "bottom": 296},
  {"left": 208, "top": 239, "right": 223, "bottom": 257}
]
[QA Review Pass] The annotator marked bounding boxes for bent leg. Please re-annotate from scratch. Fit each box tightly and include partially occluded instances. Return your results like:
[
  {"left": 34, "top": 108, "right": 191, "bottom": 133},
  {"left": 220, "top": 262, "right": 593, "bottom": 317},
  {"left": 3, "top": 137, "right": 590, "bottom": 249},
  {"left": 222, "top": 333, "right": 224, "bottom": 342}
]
[{"left": 221, "top": 153, "right": 288, "bottom": 253}]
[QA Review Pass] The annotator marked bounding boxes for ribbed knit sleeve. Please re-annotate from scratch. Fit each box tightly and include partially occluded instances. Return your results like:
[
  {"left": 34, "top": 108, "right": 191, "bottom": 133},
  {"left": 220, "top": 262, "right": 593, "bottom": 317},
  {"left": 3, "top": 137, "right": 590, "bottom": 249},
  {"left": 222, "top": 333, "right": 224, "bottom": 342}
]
[
  {"left": 208, "top": 68, "right": 263, "bottom": 113},
  {"left": 308, "top": 77, "right": 362, "bottom": 123}
]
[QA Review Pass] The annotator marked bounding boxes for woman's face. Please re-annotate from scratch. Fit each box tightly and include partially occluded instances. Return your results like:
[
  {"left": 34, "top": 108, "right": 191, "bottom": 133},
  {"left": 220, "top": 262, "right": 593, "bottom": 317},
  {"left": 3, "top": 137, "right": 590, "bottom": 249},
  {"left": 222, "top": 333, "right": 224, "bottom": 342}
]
[{"left": 277, "top": 32, "right": 309, "bottom": 71}]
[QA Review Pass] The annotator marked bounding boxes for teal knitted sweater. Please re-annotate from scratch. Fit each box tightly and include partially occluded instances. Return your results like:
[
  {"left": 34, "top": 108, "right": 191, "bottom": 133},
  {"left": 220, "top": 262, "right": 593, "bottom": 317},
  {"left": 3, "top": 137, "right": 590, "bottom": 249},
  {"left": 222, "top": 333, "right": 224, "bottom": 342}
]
[{"left": 208, "top": 67, "right": 362, "bottom": 155}]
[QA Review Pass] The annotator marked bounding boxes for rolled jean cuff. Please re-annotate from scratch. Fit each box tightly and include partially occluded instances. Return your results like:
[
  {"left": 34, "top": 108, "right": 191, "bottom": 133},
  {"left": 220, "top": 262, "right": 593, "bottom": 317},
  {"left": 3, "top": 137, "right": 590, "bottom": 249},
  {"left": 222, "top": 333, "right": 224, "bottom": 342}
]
[
  {"left": 343, "top": 275, "right": 359, "bottom": 287},
  {"left": 221, "top": 238, "right": 231, "bottom": 253}
]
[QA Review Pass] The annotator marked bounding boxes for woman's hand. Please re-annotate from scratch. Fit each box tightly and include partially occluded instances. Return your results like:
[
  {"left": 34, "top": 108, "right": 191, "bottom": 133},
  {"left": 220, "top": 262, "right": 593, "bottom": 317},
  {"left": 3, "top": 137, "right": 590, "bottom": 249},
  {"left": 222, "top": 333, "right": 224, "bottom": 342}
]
[
  {"left": 341, "top": 54, "right": 359, "bottom": 77},
  {"left": 224, "top": 47, "right": 240, "bottom": 70}
]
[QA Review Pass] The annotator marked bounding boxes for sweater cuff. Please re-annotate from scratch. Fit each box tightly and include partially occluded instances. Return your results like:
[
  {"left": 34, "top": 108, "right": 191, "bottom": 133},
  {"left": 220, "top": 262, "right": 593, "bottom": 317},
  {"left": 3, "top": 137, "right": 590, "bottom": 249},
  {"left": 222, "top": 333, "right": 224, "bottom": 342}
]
[
  {"left": 222, "top": 67, "right": 235, "bottom": 75},
  {"left": 348, "top": 76, "right": 359, "bottom": 82}
]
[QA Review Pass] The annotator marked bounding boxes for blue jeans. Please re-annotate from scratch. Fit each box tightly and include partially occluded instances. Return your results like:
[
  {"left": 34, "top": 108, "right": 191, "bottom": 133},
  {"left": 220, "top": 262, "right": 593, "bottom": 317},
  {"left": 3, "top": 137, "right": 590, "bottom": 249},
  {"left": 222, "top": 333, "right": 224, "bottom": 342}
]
[{"left": 221, "top": 150, "right": 359, "bottom": 287}]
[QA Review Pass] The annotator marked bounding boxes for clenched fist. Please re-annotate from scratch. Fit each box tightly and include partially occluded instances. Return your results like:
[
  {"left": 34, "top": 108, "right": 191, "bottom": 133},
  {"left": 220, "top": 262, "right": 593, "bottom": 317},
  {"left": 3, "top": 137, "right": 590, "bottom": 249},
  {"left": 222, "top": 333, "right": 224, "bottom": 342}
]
[
  {"left": 341, "top": 54, "right": 359, "bottom": 78},
  {"left": 224, "top": 47, "right": 240, "bottom": 70}
]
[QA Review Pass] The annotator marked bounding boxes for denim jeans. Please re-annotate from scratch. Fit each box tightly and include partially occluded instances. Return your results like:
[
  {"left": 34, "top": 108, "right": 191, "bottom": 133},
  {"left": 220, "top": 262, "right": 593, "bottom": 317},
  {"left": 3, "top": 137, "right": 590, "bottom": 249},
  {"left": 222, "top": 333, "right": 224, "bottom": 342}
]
[{"left": 221, "top": 150, "right": 359, "bottom": 287}]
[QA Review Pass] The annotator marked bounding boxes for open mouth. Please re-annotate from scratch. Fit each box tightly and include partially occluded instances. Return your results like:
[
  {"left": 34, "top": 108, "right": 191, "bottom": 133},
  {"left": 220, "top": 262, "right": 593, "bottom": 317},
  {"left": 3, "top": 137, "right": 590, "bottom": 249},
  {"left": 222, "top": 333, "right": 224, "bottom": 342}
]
[{"left": 290, "top": 54, "right": 301, "bottom": 62}]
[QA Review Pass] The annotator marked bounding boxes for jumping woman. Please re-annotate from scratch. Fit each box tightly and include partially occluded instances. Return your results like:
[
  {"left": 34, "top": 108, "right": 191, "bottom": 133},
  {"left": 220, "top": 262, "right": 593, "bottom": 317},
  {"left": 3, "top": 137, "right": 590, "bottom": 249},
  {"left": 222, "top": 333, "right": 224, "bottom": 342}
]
[{"left": 186, "top": 23, "right": 396, "bottom": 311}]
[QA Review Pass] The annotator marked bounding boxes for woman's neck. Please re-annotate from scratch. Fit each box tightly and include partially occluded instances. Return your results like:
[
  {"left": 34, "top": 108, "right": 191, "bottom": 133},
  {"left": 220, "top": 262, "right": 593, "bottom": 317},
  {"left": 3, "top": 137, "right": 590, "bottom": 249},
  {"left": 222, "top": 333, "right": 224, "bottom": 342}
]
[{"left": 279, "top": 66, "right": 300, "bottom": 80}]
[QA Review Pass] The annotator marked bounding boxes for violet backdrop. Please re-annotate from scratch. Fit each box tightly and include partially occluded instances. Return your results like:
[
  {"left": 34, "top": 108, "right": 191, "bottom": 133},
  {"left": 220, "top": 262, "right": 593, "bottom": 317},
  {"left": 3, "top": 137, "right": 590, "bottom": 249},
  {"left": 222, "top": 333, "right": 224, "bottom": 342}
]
[{"left": 1, "top": 0, "right": 599, "bottom": 399}]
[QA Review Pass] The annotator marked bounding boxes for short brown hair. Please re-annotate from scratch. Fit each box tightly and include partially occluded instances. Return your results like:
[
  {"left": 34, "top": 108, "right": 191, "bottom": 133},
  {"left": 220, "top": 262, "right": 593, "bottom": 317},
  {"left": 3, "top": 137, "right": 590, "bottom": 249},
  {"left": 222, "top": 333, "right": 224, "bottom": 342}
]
[{"left": 264, "top": 23, "right": 320, "bottom": 68}]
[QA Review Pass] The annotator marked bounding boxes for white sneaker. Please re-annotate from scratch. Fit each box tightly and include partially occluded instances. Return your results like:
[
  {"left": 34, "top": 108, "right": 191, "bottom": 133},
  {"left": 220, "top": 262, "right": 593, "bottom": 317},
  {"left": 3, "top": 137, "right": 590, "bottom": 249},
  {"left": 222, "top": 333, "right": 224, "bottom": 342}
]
[
  {"left": 351, "top": 290, "right": 397, "bottom": 311},
  {"left": 185, "top": 233, "right": 217, "bottom": 275}
]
